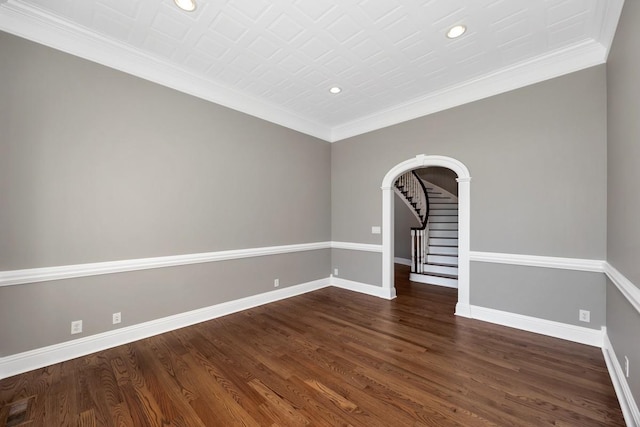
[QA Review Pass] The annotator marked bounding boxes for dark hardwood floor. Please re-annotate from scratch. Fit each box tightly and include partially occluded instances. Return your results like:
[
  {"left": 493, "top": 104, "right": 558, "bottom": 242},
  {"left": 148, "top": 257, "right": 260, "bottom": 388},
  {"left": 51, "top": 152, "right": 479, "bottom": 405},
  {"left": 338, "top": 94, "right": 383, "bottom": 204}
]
[{"left": 0, "top": 265, "right": 625, "bottom": 426}]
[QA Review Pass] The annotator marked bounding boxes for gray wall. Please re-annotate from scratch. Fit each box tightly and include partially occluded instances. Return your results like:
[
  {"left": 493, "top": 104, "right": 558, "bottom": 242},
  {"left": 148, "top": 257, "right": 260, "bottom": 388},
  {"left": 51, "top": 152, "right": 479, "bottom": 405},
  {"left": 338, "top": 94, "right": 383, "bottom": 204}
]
[
  {"left": 416, "top": 167, "right": 458, "bottom": 196},
  {"left": 472, "top": 263, "right": 605, "bottom": 329},
  {"left": 606, "top": 0, "right": 640, "bottom": 407},
  {"left": 394, "top": 193, "right": 421, "bottom": 260},
  {"left": 332, "top": 65, "right": 607, "bottom": 324},
  {"left": 0, "top": 250, "right": 330, "bottom": 356},
  {"left": 607, "top": 280, "right": 640, "bottom": 404},
  {"left": 332, "top": 66, "right": 606, "bottom": 258},
  {"left": 0, "top": 32, "right": 331, "bottom": 355},
  {"left": 0, "top": 31, "right": 330, "bottom": 269},
  {"left": 332, "top": 249, "right": 382, "bottom": 287}
]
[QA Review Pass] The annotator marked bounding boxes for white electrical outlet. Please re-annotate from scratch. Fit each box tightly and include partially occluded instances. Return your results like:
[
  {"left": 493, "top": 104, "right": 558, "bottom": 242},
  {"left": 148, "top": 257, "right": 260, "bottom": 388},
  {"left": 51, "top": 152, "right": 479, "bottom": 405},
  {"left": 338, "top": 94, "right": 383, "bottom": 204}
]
[
  {"left": 579, "top": 309, "right": 590, "bottom": 323},
  {"left": 371, "top": 226, "right": 381, "bottom": 234},
  {"left": 334, "top": 268, "right": 339, "bottom": 276},
  {"left": 625, "top": 356, "right": 630, "bottom": 378},
  {"left": 274, "top": 278, "right": 279, "bottom": 288},
  {"left": 71, "top": 320, "right": 82, "bottom": 335},
  {"left": 112, "top": 312, "right": 121, "bottom": 324}
]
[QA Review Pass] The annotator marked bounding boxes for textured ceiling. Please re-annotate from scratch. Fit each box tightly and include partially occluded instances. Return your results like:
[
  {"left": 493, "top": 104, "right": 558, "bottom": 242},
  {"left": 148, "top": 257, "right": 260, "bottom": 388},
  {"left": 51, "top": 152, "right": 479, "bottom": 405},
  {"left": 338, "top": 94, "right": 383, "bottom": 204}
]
[{"left": 0, "top": 0, "right": 624, "bottom": 141}]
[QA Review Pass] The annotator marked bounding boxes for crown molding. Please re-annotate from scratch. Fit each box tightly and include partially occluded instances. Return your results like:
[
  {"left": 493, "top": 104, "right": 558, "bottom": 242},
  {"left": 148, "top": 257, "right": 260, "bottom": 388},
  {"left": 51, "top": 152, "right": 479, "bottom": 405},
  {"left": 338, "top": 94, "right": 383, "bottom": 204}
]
[
  {"left": 330, "top": 39, "right": 608, "bottom": 141},
  {"left": 0, "top": 0, "right": 625, "bottom": 143},
  {"left": 594, "top": 0, "right": 626, "bottom": 62},
  {"left": 0, "top": 0, "right": 332, "bottom": 141}
]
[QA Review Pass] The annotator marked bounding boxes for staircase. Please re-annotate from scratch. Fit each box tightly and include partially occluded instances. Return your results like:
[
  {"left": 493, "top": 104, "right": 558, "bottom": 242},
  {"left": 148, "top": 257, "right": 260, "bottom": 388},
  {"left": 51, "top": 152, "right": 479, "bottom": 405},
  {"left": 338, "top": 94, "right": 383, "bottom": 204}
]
[
  {"left": 414, "top": 183, "right": 458, "bottom": 288},
  {"left": 394, "top": 172, "right": 459, "bottom": 288}
]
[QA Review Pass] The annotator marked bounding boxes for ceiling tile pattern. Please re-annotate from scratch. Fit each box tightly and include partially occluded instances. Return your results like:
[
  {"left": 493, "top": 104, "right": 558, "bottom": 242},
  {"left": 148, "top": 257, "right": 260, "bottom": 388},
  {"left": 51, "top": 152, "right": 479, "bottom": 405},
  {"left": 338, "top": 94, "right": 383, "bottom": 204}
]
[{"left": 0, "top": 0, "right": 622, "bottom": 139}]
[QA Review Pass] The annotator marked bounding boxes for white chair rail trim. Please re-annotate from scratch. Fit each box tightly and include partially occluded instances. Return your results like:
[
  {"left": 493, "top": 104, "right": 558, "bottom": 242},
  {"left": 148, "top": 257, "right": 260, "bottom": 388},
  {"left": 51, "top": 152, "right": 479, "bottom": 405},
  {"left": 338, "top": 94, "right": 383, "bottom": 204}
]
[
  {"left": 604, "top": 262, "right": 640, "bottom": 316},
  {"left": 0, "top": 242, "right": 332, "bottom": 287},
  {"left": 0, "top": 241, "right": 387, "bottom": 288},
  {"left": 469, "top": 251, "right": 606, "bottom": 272},
  {"left": 330, "top": 241, "right": 383, "bottom": 253}
]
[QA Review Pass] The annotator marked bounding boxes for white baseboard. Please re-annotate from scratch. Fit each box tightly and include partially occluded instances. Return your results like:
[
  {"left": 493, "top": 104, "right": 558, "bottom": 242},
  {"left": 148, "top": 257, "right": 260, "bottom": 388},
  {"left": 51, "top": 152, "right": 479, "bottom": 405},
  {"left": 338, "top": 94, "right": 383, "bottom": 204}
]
[
  {"left": 455, "top": 303, "right": 472, "bottom": 318},
  {"left": 468, "top": 305, "right": 604, "bottom": 347},
  {"left": 330, "top": 277, "right": 396, "bottom": 300},
  {"left": 394, "top": 257, "right": 412, "bottom": 266},
  {"left": 603, "top": 331, "right": 640, "bottom": 427},
  {"left": 0, "top": 278, "right": 330, "bottom": 380},
  {"left": 0, "top": 276, "right": 401, "bottom": 380}
]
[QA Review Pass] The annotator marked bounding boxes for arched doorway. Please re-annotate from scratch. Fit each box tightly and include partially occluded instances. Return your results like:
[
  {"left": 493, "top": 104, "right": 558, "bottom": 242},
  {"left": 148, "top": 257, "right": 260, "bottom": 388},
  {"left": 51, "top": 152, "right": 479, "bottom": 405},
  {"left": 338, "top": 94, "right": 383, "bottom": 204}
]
[{"left": 381, "top": 155, "right": 471, "bottom": 317}]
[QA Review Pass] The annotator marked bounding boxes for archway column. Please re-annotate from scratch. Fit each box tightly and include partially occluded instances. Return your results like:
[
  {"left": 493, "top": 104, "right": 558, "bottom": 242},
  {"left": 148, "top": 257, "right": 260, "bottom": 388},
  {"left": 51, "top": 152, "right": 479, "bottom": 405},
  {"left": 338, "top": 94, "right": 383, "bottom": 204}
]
[
  {"left": 381, "top": 155, "right": 471, "bottom": 316},
  {"left": 455, "top": 177, "right": 471, "bottom": 317},
  {"left": 381, "top": 188, "right": 396, "bottom": 299}
]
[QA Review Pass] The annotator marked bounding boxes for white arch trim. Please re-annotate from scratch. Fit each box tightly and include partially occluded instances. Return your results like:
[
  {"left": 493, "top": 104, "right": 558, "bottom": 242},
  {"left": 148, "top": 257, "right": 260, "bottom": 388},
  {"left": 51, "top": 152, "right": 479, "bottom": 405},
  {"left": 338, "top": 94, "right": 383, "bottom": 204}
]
[{"left": 381, "top": 155, "right": 471, "bottom": 317}]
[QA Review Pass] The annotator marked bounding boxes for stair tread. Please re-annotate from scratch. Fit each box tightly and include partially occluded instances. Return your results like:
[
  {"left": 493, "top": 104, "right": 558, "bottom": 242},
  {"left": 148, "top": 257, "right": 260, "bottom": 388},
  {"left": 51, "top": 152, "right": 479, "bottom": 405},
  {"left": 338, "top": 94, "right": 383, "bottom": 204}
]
[
  {"left": 414, "top": 272, "right": 458, "bottom": 280},
  {"left": 424, "top": 262, "right": 459, "bottom": 268}
]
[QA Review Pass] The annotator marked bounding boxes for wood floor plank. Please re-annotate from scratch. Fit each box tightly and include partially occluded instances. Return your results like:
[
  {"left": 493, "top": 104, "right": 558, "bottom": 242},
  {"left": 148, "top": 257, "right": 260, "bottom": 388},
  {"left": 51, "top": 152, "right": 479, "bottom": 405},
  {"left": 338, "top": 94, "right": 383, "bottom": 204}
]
[{"left": 0, "top": 265, "right": 626, "bottom": 426}]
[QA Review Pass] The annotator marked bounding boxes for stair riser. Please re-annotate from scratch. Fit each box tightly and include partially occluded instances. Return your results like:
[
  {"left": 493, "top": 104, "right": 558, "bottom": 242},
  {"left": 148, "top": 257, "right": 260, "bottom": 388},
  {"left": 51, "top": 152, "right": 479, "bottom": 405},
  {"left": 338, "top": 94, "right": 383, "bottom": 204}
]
[
  {"left": 429, "top": 223, "right": 458, "bottom": 230},
  {"left": 428, "top": 238, "right": 458, "bottom": 247},
  {"left": 429, "top": 216, "right": 458, "bottom": 223},
  {"left": 430, "top": 203, "right": 458, "bottom": 209},
  {"left": 422, "top": 264, "right": 459, "bottom": 275},
  {"left": 429, "top": 209, "right": 458, "bottom": 215},
  {"left": 427, "top": 255, "right": 458, "bottom": 265},
  {"left": 429, "top": 246, "right": 458, "bottom": 255},
  {"left": 429, "top": 230, "right": 458, "bottom": 238}
]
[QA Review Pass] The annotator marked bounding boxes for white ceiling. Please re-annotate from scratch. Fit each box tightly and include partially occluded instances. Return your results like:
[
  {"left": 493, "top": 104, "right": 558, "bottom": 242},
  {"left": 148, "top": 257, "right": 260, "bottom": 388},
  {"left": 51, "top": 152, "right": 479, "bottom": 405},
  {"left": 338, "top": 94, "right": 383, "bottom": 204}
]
[{"left": 0, "top": 0, "right": 624, "bottom": 141}]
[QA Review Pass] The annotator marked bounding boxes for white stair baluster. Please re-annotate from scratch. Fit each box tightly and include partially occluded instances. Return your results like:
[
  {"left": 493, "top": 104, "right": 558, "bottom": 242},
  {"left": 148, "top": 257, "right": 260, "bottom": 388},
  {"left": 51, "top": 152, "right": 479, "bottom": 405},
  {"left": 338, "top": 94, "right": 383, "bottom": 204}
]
[{"left": 411, "top": 229, "right": 416, "bottom": 273}]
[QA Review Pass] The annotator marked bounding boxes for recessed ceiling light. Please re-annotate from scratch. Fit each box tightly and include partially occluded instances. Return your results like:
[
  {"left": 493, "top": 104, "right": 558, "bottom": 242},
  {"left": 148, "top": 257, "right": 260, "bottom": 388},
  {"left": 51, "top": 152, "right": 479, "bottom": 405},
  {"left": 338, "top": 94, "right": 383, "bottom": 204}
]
[
  {"left": 329, "top": 86, "right": 342, "bottom": 94},
  {"left": 446, "top": 25, "right": 467, "bottom": 39},
  {"left": 174, "top": 0, "right": 197, "bottom": 12}
]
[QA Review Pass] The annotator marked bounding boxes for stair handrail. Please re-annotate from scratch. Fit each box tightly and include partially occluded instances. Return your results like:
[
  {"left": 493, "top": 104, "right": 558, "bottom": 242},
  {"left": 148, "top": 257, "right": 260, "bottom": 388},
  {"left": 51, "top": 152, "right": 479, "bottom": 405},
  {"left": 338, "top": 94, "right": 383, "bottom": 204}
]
[
  {"left": 393, "top": 171, "right": 430, "bottom": 229},
  {"left": 394, "top": 171, "right": 430, "bottom": 273},
  {"left": 410, "top": 171, "right": 429, "bottom": 230}
]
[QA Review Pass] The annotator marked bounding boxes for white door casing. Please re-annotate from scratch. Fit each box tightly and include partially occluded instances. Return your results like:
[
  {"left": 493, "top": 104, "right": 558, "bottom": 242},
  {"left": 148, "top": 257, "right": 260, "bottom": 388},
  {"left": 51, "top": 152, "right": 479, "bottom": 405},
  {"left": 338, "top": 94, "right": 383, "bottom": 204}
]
[{"left": 381, "top": 154, "right": 471, "bottom": 316}]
